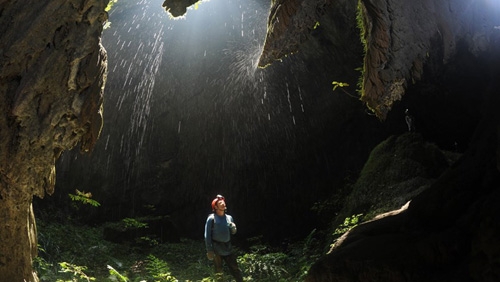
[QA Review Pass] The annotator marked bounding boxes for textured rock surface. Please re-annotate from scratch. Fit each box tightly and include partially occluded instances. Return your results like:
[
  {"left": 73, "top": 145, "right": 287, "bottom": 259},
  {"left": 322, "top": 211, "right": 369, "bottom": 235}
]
[
  {"left": 257, "top": 0, "right": 500, "bottom": 120},
  {"left": 359, "top": 0, "right": 499, "bottom": 119},
  {"left": 0, "top": 0, "right": 107, "bottom": 280},
  {"left": 257, "top": 0, "right": 335, "bottom": 67},
  {"left": 340, "top": 132, "right": 452, "bottom": 220}
]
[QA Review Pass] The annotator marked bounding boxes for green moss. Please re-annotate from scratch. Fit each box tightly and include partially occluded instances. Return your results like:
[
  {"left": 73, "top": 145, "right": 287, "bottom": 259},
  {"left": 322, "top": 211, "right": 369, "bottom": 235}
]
[
  {"left": 355, "top": 0, "right": 368, "bottom": 98},
  {"left": 348, "top": 133, "right": 449, "bottom": 216}
]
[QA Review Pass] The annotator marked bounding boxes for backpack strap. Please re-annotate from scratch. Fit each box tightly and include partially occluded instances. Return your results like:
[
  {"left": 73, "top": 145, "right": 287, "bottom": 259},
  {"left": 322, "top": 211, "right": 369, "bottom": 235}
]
[
  {"left": 209, "top": 213, "right": 215, "bottom": 230},
  {"left": 210, "top": 213, "right": 232, "bottom": 230}
]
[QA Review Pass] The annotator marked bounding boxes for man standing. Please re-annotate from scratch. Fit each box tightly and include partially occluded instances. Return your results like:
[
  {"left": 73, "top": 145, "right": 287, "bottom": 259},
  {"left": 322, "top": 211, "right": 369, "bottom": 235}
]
[
  {"left": 204, "top": 195, "right": 244, "bottom": 282},
  {"left": 405, "top": 108, "right": 416, "bottom": 132}
]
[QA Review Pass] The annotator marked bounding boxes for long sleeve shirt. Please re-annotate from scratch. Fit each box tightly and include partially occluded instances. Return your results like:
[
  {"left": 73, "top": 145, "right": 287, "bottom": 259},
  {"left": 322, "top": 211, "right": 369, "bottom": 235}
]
[{"left": 204, "top": 213, "right": 236, "bottom": 253}]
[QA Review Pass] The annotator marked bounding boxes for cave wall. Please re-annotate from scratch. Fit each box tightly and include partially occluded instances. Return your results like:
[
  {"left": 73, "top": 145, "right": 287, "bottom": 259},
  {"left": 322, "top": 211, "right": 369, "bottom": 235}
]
[
  {"left": 0, "top": 0, "right": 107, "bottom": 280},
  {"left": 305, "top": 0, "right": 500, "bottom": 280}
]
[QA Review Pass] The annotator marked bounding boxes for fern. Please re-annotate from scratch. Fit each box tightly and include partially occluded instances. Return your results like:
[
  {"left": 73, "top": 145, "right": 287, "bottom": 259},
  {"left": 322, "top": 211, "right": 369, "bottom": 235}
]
[
  {"left": 146, "top": 255, "right": 178, "bottom": 281},
  {"left": 122, "top": 218, "right": 148, "bottom": 229},
  {"left": 59, "top": 262, "right": 96, "bottom": 281},
  {"left": 68, "top": 189, "right": 100, "bottom": 207},
  {"left": 107, "top": 265, "right": 129, "bottom": 282}
]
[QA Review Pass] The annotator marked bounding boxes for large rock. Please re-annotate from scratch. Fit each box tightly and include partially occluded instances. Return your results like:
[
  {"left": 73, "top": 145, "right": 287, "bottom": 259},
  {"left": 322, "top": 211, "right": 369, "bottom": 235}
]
[
  {"left": 306, "top": 115, "right": 500, "bottom": 281},
  {"left": 0, "top": 0, "right": 107, "bottom": 280},
  {"left": 339, "top": 132, "right": 453, "bottom": 222}
]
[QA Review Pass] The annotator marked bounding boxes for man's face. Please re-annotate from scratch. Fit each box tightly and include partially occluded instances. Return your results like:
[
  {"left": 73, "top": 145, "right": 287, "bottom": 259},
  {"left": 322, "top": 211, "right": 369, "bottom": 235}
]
[{"left": 215, "top": 200, "right": 226, "bottom": 211}]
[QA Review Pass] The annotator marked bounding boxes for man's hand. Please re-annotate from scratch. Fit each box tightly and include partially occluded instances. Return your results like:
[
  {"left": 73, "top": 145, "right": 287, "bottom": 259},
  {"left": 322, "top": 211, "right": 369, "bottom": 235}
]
[{"left": 207, "top": 251, "right": 215, "bottom": 260}]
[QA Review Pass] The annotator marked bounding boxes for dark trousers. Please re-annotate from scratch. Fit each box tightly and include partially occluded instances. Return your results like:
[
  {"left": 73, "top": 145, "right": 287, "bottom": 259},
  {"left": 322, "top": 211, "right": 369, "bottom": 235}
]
[{"left": 213, "top": 252, "right": 243, "bottom": 282}]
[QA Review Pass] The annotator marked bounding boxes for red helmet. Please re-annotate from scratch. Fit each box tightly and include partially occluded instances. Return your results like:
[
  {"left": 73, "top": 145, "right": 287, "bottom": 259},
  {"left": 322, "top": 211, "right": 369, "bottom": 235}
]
[{"left": 211, "top": 194, "right": 225, "bottom": 210}]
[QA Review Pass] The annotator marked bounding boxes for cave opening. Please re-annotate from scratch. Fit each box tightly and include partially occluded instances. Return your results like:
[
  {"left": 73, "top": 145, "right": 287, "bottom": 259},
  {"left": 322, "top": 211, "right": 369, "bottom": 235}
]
[{"left": 43, "top": 0, "right": 370, "bottom": 243}]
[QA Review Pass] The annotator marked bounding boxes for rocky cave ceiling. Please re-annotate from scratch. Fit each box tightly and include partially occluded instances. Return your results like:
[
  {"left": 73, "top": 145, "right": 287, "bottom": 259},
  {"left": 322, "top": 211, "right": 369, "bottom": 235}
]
[{"left": 164, "top": 0, "right": 500, "bottom": 120}]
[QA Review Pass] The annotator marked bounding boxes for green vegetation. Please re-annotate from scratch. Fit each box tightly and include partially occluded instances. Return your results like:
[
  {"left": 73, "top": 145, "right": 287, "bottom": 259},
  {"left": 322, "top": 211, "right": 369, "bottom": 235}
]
[
  {"left": 37, "top": 133, "right": 438, "bottom": 281},
  {"left": 329, "top": 214, "right": 364, "bottom": 249},
  {"left": 59, "top": 262, "right": 96, "bottom": 281},
  {"left": 36, "top": 131, "right": 441, "bottom": 281},
  {"left": 104, "top": 0, "right": 119, "bottom": 29},
  {"left": 107, "top": 265, "right": 128, "bottom": 281},
  {"left": 121, "top": 218, "right": 148, "bottom": 229},
  {"left": 332, "top": 214, "right": 363, "bottom": 237},
  {"left": 34, "top": 216, "right": 322, "bottom": 281},
  {"left": 331, "top": 81, "right": 349, "bottom": 92},
  {"left": 68, "top": 189, "right": 101, "bottom": 207},
  {"left": 355, "top": 0, "right": 368, "bottom": 98},
  {"left": 105, "top": 0, "right": 118, "bottom": 12},
  {"left": 331, "top": 80, "right": 359, "bottom": 99}
]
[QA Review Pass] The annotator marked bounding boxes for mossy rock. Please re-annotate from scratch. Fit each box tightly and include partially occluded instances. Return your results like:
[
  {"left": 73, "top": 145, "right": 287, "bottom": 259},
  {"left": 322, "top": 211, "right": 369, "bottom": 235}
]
[{"left": 342, "top": 132, "right": 453, "bottom": 220}]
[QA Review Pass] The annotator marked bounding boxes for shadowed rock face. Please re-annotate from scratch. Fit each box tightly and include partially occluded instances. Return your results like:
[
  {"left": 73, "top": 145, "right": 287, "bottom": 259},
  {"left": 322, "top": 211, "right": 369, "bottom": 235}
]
[{"left": 0, "top": 0, "right": 107, "bottom": 280}]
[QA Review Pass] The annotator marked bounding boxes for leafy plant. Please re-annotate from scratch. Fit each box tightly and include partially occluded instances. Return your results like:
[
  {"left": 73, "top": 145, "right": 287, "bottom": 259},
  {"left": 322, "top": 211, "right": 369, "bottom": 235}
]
[
  {"left": 145, "top": 255, "right": 178, "bottom": 282},
  {"left": 333, "top": 213, "right": 363, "bottom": 236},
  {"left": 138, "top": 236, "right": 159, "bottom": 247},
  {"left": 122, "top": 218, "right": 148, "bottom": 229},
  {"left": 332, "top": 81, "right": 359, "bottom": 99},
  {"left": 105, "top": 0, "right": 118, "bottom": 12},
  {"left": 33, "top": 255, "right": 56, "bottom": 281},
  {"left": 238, "top": 252, "right": 290, "bottom": 281},
  {"left": 330, "top": 213, "right": 364, "bottom": 249},
  {"left": 68, "top": 189, "right": 100, "bottom": 207},
  {"left": 282, "top": 229, "right": 323, "bottom": 281},
  {"left": 58, "top": 262, "right": 95, "bottom": 281},
  {"left": 332, "top": 81, "right": 349, "bottom": 91},
  {"left": 103, "top": 0, "right": 119, "bottom": 29}
]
